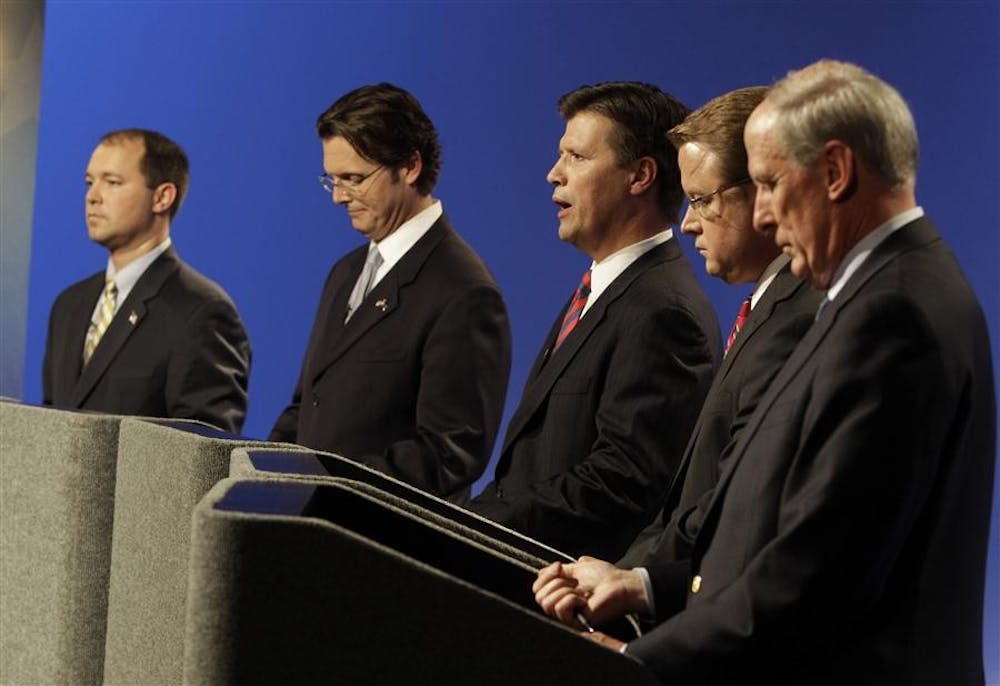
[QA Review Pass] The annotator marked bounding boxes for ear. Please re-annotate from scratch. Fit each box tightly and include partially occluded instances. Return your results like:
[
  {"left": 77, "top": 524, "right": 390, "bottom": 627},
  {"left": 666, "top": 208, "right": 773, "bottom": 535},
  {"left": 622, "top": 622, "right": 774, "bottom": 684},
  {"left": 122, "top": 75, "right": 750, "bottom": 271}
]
[
  {"left": 151, "top": 182, "right": 178, "bottom": 215},
  {"left": 400, "top": 151, "right": 424, "bottom": 187},
  {"left": 823, "top": 140, "right": 854, "bottom": 202},
  {"left": 628, "top": 156, "right": 658, "bottom": 196}
]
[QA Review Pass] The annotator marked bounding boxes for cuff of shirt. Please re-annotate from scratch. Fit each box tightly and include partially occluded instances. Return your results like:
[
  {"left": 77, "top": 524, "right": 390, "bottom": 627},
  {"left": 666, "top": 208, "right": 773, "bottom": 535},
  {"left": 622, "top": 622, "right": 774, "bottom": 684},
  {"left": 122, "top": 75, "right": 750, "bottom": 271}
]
[{"left": 634, "top": 566, "right": 656, "bottom": 617}]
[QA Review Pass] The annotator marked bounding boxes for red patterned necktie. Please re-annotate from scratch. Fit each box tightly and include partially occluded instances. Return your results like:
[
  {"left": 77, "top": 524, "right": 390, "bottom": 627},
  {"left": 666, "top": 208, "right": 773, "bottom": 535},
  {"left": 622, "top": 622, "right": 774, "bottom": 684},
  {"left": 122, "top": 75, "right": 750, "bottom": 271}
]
[
  {"left": 553, "top": 270, "right": 592, "bottom": 351},
  {"left": 724, "top": 296, "right": 752, "bottom": 357}
]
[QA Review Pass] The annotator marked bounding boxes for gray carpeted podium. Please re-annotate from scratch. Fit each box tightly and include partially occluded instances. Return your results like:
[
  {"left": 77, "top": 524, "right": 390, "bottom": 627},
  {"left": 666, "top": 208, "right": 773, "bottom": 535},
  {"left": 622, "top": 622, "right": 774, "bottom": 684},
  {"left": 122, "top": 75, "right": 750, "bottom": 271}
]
[
  {"left": 101, "top": 418, "right": 295, "bottom": 685},
  {"left": 0, "top": 401, "right": 122, "bottom": 685},
  {"left": 2, "top": 405, "right": 649, "bottom": 684},
  {"left": 184, "top": 478, "right": 657, "bottom": 685}
]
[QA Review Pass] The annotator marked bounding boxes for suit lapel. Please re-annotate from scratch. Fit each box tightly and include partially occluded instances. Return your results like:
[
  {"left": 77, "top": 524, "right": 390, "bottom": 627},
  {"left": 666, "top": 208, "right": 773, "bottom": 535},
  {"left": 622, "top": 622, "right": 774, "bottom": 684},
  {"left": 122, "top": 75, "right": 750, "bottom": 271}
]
[
  {"left": 522, "top": 307, "right": 566, "bottom": 388},
  {"left": 691, "top": 218, "right": 941, "bottom": 557},
  {"left": 61, "top": 274, "right": 105, "bottom": 392},
  {"left": 500, "top": 240, "right": 681, "bottom": 455},
  {"left": 70, "top": 249, "right": 180, "bottom": 407},
  {"left": 309, "top": 216, "right": 450, "bottom": 382},
  {"left": 659, "top": 266, "right": 805, "bottom": 511},
  {"left": 716, "top": 266, "right": 802, "bottom": 384}
]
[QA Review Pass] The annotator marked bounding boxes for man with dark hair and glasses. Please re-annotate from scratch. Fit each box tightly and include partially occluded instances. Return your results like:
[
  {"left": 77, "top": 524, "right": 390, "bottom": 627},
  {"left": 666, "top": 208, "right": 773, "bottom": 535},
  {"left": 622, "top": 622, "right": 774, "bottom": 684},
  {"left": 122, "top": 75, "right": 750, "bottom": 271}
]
[
  {"left": 470, "top": 82, "right": 720, "bottom": 561},
  {"left": 43, "top": 128, "right": 251, "bottom": 433},
  {"left": 270, "top": 83, "right": 511, "bottom": 503}
]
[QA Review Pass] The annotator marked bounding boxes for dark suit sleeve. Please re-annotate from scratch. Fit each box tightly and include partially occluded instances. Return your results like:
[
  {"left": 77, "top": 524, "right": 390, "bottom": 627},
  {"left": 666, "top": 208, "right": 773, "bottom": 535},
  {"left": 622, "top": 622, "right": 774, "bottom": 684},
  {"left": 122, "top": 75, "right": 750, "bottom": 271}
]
[
  {"left": 164, "top": 297, "right": 251, "bottom": 434},
  {"left": 361, "top": 284, "right": 511, "bottom": 498},
  {"left": 41, "top": 299, "right": 60, "bottom": 406},
  {"left": 631, "top": 295, "right": 962, "bottom": 683},
  {"left": 268, "top": 374, "right": 303, "bottom": 443},
  {"left": 476, "top": 303, "right": 714, "bottom": 559}
]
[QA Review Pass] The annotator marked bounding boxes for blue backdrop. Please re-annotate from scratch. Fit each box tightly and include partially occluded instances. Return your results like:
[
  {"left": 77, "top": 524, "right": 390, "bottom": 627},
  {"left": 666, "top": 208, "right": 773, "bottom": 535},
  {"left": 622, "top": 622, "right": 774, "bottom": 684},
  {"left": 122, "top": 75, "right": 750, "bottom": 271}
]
[{"left": 12, "top": 0, "right": 998, "bottom": 677}]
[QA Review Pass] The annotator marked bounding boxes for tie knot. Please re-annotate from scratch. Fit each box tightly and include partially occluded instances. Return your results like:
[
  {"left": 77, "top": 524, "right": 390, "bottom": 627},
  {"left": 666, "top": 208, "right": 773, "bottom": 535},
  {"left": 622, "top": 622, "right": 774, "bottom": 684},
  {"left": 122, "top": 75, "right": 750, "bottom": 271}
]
[
  {"left": 105, "top": 279, "right": 118, "bottom": 296},
  {"left": 579, "top": 269, "right": 592, "bottom": 295},
  {"left": 738, "top": 296, "right": 752, "bottom": 317}
]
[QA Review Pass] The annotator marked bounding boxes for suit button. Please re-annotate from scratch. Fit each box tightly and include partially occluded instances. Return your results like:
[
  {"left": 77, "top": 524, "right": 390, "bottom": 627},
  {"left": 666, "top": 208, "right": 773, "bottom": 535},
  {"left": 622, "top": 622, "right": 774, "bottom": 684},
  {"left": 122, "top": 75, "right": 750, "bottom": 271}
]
[
  {"left": 311, "top": 393, "right": 320, "bottom": 407},
  {"left": 690, "top": 575, "right": 702, "bottom": 594}
]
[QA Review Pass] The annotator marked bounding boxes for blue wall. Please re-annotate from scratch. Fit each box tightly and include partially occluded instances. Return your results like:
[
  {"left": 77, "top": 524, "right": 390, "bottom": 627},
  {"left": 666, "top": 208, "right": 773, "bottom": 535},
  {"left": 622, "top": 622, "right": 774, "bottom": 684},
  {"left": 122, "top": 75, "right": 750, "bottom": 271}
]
[{"left": 14, "top": 0, "right": 999, "bottom": 677}]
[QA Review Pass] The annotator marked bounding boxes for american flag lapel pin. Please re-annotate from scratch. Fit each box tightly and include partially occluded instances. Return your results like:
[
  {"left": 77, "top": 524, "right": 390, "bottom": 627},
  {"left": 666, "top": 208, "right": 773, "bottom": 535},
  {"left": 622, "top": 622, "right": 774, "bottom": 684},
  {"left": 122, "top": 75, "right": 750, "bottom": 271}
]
[{"left": 375, "top": 298, "right": 388, "bottom": 312}]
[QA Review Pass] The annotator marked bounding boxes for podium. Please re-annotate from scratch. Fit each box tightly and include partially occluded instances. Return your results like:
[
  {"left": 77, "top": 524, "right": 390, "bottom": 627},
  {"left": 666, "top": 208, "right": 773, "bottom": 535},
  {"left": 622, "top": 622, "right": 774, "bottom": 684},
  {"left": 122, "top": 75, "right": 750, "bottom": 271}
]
[
  {"left": 184, "top": 478, "right": 657, "bottom": 685},
  {"left": 0, "top": 400, "right": 121, "bottom": 684},
  {"left": 102, "top": 418, "right": 297, "bottom": 685}
]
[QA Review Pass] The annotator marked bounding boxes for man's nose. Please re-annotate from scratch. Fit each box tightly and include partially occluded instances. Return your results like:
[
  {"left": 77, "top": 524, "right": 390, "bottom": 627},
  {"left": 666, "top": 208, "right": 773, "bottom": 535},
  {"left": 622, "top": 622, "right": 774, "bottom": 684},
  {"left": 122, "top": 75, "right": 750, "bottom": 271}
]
[
  {"left": 332, "top": 184, "right": 351, "bottom": 205},
  {"left": 752, "top": 196, "right": 775, "bottom": 233},
  {"left": 546, "top": 158, "right": 564, "bottom": 186},
  {"left": 680, "top": 206, "right": 699, "bottom": 235}
]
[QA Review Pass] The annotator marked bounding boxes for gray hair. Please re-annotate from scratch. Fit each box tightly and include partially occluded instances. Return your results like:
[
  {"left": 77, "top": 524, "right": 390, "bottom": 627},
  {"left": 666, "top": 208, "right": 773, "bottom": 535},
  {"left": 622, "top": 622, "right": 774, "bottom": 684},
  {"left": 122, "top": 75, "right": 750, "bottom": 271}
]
[{"left": 767, "top": 59, "right": 918, "bottom": 187}]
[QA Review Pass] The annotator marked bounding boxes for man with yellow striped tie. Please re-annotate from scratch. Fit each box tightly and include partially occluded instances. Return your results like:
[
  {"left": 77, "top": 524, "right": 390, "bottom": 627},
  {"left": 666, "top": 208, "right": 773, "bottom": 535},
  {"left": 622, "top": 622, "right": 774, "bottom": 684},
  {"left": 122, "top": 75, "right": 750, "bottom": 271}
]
[{"left": 43, "top": 129, "right": 251, "bottom": 434}]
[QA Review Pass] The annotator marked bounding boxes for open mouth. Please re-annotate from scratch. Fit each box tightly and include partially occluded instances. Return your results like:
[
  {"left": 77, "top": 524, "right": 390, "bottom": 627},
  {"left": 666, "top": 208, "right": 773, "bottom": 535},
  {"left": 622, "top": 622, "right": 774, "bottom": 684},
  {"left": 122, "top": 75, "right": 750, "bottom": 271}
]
[{"left": 553, "top": 198, "right": 572, "bottom": 217}]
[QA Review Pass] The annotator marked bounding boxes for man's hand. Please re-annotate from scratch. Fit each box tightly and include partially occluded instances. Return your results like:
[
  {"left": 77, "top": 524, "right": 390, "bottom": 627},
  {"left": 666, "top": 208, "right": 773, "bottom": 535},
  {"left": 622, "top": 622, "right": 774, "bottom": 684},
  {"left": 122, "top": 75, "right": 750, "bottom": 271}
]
[{"left": 532, "top": 556, "right": 649, "bottom": 628}]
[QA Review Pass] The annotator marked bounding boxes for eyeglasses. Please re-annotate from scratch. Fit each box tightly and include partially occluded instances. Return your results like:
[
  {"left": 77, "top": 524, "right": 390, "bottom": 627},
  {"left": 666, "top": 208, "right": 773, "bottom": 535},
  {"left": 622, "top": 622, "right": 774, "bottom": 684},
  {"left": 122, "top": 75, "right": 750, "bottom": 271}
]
[
  {"left": 318, "top": 166, "right": 384, "bottom": 195},
  {"left": 687, "top": 177, "right": 752, "bottom": 219}
]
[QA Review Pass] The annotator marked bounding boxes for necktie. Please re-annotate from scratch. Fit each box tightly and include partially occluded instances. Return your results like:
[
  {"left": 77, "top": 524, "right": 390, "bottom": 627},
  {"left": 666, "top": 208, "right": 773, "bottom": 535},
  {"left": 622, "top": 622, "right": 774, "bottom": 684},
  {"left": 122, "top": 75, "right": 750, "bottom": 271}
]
[
  {"left": 83, "top": 279, "right": 118, "bottom": 365},
  {"left": 345, "top": 246, "right": 384, "bottom": 323},
  {"left": 553, "top": 270, "right": 592, "bottom": 351},
  {"left": 724, "top": 296, "right": 752, "bottom": 357}
]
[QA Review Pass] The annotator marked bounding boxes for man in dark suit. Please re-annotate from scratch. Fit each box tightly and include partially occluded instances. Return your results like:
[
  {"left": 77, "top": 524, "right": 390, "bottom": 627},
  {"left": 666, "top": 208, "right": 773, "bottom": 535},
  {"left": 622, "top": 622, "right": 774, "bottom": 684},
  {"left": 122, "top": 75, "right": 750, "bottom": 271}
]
[
  {"left": 470, "top": 82, "right": 721, "bottom": 561},
  {"left": 535, "top": 60, "right": 995, "bottom": 685},
  {"left": 43, "top": 129, "right": 250, "bottom": 434},
  {"left": 269, "top": 83, "right": 511, "bottom": 503},
  {"left": 618, "top": 86, "right": 823, "bottom": 569}
]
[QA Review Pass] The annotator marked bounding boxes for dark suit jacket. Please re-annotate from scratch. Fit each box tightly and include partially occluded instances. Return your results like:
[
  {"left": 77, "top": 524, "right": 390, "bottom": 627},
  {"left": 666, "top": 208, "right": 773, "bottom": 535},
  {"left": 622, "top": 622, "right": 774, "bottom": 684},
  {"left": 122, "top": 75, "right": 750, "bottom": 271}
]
[
  {"left": 617, "top": 265, "right": 822, "bottom": 570},
  {"left": 269, "top": 215, "right": 511, "bottom": 503},
  {"left": 632, "top": 217, "right": 996, "bottom": 685},
  {"left": 43, "top": 246, "right": 251, "bottom": 433},
  {"left": 470, "top": 239, "right": 721, "bottom": 560}
]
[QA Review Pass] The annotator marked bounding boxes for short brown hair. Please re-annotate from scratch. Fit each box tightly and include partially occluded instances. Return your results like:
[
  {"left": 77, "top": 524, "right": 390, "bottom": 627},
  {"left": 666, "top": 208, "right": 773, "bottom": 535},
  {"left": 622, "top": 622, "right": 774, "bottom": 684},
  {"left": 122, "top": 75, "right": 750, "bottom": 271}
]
[
  {"left": 99, "top": 129, "right": 190, "bottom": 220},
  {"left": 316, "top": 83, "right": 441, "bottom": 196},
  {"left": 558, "top": 82, "right": 689, "bottom": 223},
  {"left": 668, "top": 86, "right": 770, "bottom": 185}
]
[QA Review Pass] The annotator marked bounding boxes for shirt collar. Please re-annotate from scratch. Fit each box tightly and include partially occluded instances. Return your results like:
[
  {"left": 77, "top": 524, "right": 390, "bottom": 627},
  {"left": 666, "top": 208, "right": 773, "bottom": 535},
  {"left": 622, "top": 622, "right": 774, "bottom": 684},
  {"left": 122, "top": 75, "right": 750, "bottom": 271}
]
[
  {"left": 372, "top": 200, "right": 442, "bottom": 277},
  {"left": 825, "top": 206, "right": 923, "bottom": 303},
  {"left": 750, "top": 253, "right": 792, "bottom": 310},
  {"left": 105, "top": 237, "right": 172, "bottom": 302},
  {"left": 583, "top": 228, "right": 674, "bottom": 317}
]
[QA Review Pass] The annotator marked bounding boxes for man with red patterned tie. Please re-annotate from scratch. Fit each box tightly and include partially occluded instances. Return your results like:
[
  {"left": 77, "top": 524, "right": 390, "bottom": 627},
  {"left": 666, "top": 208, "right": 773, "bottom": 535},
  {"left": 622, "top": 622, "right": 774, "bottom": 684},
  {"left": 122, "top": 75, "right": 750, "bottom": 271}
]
[
  {"left": 617, "top": 86, "right": 822, "bottom": 567},
  {"left": 470, "top": 82, "right": 720, "bottom": 561}
]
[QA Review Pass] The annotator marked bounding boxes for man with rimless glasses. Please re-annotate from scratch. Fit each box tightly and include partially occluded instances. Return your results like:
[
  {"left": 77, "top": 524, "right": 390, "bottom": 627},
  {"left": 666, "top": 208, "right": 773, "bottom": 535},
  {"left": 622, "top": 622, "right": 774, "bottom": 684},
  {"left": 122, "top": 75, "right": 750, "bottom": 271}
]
[
  {"left": 269, "top": 83, "right": 511, "bottom": 504},
  {"left": 617, "top": 86, "right": 822, "bottom": 568}
]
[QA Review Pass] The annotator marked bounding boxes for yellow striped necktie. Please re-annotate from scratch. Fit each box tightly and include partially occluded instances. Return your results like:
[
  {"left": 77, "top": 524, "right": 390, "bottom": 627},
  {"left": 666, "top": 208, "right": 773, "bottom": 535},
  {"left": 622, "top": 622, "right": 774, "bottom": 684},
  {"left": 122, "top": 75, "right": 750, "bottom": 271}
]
[{"left": 83, "top": 279, "right": 118, "bottom": 365}]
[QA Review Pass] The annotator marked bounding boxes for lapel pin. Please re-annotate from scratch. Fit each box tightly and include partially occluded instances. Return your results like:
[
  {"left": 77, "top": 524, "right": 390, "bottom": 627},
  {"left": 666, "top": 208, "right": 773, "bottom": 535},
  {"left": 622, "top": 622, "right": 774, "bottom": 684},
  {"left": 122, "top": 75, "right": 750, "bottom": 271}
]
[
  {"left": 375, "top": 298, "right": 388, "bottom": 312},
  {"left": 128, "top": 311, "right": 139, "bottom": 326}
]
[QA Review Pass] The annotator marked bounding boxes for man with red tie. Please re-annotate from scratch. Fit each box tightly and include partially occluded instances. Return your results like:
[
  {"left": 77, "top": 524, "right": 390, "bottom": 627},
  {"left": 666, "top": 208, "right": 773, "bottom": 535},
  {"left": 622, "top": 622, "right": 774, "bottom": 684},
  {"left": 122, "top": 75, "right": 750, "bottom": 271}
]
[
  {"left": 470, "top": 82, "right": 720, "bottom": 561},
  {"left": 618, "top": 86, "right": 822, "bottom": 567}
]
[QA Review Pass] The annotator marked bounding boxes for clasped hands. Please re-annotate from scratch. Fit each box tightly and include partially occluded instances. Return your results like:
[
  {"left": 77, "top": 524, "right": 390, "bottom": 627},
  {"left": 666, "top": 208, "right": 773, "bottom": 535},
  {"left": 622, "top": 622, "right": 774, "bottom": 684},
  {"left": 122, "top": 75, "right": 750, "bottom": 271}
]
[{"left": 532, "top": 556, "right": 650, "bottom": 653}]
